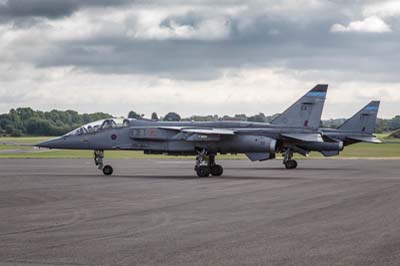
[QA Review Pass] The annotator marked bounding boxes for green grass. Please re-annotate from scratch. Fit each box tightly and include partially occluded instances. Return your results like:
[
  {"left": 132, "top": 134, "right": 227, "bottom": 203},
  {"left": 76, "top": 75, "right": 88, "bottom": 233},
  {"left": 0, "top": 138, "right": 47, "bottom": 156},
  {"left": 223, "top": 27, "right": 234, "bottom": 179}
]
[
  {"left": 307, "top": 143, "right": 400, "bottom": 158},
  {"left": 0, "top": 136, "right": 51, "bottom": 144},
  {"left": 376, "top": 133, "right": 400, "bottom": 143},
  {"left": 0, "top": 145, "right": 32, "bottom": 150},
  {"left": 0, "top": 135, "right": 399, "bottom": 159}
]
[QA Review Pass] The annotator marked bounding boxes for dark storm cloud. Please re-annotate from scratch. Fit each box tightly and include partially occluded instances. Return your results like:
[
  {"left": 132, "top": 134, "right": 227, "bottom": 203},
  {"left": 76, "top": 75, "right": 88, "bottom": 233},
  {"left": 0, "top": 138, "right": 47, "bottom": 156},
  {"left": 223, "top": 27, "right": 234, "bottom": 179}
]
[
  {"left": 2, "top": 0, "right": 400, "bottom": 82},
  {"left": 0, "top": 0, "right": 133, "bottom": 20},
  {"left": 27, "top": 9, "right": 400, "bottom": 82},
  {"left": 0, "top": 0, "right": 247, "bottom": 20}
]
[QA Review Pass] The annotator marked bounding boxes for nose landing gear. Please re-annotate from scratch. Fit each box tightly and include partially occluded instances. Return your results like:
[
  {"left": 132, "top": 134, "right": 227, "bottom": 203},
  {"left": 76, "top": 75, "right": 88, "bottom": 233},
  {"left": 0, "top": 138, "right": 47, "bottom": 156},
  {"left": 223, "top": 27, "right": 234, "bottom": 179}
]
[
  {"left": 283, "top": 149, "right": 298, "bottom": 170},
  {"left": 94, "top": 150, "right": 114, "bottom": 176},
  {"left": 102, "top": 165, "right": 114, "bottom": 176}
]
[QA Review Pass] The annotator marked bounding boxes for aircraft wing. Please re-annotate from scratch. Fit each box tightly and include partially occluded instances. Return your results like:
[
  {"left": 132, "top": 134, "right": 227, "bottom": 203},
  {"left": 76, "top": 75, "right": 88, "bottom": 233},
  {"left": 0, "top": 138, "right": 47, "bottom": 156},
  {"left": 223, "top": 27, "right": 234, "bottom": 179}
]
[
  {"left": 280, "top": 133, "right": 324, "bottom": 142},
  {"left": 159, "top": 127, "right": 236, "bottom": 135},
  {"left": 157, "top": 126, "right": 236, "bottom": 142},
  {"left": 157, "top": 126, "right": 186, "bottom": 131},
  {"left": 181, "top": 128, "right": 235, "bottom": 135},
  {"left": 346, "top": 136, "right": 382, "bottom": 144}
]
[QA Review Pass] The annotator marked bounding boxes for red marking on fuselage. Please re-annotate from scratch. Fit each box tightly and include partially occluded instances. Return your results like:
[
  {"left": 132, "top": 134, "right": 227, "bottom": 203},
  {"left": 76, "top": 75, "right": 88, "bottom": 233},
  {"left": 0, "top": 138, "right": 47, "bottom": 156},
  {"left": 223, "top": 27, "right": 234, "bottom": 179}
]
[{"left": 148, "top": 128, "right": 156, "bottom": 136}]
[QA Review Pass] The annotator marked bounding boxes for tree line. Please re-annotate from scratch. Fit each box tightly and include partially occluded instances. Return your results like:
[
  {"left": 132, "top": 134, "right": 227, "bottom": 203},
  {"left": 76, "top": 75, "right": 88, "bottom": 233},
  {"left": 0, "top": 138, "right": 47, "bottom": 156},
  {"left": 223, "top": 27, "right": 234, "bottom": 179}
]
[
  {"left": 0, "top": 107, "right": 399, "bottom": 136},
  {"left": 0, "top": 108, "right": 112, "bottom": 136}
]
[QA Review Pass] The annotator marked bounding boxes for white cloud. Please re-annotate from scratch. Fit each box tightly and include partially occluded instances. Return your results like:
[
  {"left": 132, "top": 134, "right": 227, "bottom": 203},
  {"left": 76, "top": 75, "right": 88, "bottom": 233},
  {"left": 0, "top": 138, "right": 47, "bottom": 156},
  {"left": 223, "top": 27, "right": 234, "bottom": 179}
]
[
  {"left": 125, "top": 8, "right": 233, "bottom": 41},
  {"left": 331, "top": 16, "right": 391, "bottom": 33},
  {"left": 1, "top": 1, "right": 400, "bottom": 119},
  {"left": 1, "top": 64, "right": 399, "bottom": 118},
  {"left": 363, "top": 0, "right": 400, "bottom": 19}
]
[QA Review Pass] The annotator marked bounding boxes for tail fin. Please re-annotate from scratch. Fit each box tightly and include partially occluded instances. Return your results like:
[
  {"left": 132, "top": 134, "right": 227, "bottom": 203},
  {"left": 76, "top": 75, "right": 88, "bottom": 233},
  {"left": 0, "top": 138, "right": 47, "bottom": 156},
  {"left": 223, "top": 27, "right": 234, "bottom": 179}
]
[
  {"left": 271, "top": 84, "right": 328, "bottom": 129},
  {"left": 338, "top": 101, "right": 380, "bottom": 134}
]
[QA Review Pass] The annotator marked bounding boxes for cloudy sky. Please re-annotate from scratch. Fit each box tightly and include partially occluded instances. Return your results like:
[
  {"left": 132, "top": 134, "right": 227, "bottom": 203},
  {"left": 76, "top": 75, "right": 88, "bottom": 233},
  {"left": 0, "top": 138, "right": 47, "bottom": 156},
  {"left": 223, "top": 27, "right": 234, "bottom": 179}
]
[{"left": 0, "top": 0, "right": 399, "bottom": 118}]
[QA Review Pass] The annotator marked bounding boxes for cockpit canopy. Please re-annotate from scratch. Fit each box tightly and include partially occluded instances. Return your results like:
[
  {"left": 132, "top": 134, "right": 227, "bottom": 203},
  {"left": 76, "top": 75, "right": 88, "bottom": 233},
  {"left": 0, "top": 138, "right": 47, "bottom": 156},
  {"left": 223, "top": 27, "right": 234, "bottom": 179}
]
[{"left": 64, "top": 118, "right": 133, "bottom": 136}]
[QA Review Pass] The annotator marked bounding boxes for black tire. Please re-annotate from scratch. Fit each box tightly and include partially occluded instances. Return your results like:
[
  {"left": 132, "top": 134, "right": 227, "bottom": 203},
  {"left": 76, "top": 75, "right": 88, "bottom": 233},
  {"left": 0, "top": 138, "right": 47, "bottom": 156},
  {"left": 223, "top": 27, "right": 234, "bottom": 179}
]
[
  {"left": 285, "top": 160, "right": 298, "bottom": 169},
  {"left": 103, "top": 165, "right": 113, "bottom": 176},
  {"left": 210, "top": 165, "right": 223, "bottom": 176},
  {"left": 196, "top": 165, "right": 210, "bottom": 177}
]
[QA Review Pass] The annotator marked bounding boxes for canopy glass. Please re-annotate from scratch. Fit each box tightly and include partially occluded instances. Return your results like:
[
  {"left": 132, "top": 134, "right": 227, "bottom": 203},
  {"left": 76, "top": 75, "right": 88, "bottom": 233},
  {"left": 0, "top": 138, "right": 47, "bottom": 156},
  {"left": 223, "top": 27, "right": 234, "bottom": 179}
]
[{"left": 64, "top": 118, "right": 131, "bottom": 136}]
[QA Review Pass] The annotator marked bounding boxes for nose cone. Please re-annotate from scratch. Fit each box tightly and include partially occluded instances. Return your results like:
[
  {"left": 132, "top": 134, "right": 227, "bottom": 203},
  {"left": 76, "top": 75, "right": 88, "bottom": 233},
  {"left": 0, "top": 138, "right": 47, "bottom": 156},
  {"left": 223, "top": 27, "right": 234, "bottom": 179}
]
[{"left": 36, "top": 137, "right": 64, "bottom": 149}]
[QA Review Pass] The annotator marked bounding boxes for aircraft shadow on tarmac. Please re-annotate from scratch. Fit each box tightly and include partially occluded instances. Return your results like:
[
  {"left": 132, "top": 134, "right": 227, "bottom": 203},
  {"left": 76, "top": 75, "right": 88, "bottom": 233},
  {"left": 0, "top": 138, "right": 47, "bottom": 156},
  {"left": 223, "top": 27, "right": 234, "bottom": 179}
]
[
  {"left": 227, "top": 167, "right": 355, "bottom": 171},
  {"left": 44, "top": 174, "right": 303, "bottom": 181}
]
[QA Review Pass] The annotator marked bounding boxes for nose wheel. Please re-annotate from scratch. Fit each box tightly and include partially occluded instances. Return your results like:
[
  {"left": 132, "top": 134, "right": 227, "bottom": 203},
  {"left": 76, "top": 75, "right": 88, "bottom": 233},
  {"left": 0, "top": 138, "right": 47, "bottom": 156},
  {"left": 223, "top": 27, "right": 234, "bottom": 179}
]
[
  {"left": 283, "top": 148, "right": 298, "bottom": 169},
  {"left": 284, "top": 160, "right": 298, "bottom": 169},
  {"left": 94, "top": 150, "right": 114, "bottom": 176},
  {"left": 102, "top": 165, "right": 114, "bottom": 176}
]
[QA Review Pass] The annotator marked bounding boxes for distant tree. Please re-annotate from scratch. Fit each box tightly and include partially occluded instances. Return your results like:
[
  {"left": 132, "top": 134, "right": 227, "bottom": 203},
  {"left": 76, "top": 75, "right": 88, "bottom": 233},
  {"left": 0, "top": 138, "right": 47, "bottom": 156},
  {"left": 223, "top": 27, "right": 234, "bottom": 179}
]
[
  {"left": 222, "top": 115, "right": 236, "bottom": 121},
  {"left": 16, "top": 107, "right": 36, "bottom": 121},
  {"left": 164, "top": 112, "right": 181, "bottom": 121},
  {"left": 9, "top": 109, "right": 25, "bottom": 132},
  {"left": 128, "top": 111, "right": 141, "bottom": 119},
  {"left": 184, "top": 115, "right": 218, "bottom": 121},
  {"left": 234, "top": 114, "right": 248, "bottom": 121},
  {"left": 151, "top": 112, "right": 159, "bottom": 121},
  {"left": 10, "top": 129, "right": 23, "bottom": 137},
  {"left": 25, "top": 118, "right": 52, "bottom": 136},
  {"left": 0, "top": 108, "right": 111, "bottom": 136},
  {"left": 389, "top": 116, "right": 400, "bottom": 130},
  {"left": 268, "top": 113, "right": 280, "bottom": 122},
  {"left": 322, "top": 118, "right": 346, "bottom": 129},
  {"left": 248, "top": 113, "right": 267, "bottom": 123},
  {"left": 0, "top": 106, "right": 398, "bottom": 136}
]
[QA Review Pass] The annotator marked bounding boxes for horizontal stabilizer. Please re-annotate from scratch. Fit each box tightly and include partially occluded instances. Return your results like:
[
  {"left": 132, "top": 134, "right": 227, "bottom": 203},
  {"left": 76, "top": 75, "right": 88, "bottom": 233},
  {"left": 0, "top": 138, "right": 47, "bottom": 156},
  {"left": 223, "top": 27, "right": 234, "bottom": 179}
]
[
  {"left": 346, "top": 136, "right": 382, "bottom": 144},
  {"left": 281, "top": 133, "right": 323, "bottom": 142}
]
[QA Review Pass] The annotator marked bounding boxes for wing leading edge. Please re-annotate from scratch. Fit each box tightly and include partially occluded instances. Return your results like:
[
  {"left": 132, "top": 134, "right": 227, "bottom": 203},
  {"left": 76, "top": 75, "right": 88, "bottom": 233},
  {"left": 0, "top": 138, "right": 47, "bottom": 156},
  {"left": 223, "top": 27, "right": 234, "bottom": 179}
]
[
  {"left": 280, "top": 133, "right": 324, "bottom": 142},
  {"left": 158, "top": 126, "right": 236, "bottom": 135}
]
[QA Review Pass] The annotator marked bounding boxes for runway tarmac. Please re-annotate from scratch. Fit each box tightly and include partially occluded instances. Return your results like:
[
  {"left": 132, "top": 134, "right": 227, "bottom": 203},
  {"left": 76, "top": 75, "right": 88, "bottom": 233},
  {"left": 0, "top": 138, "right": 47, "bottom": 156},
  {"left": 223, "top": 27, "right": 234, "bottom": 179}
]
[{"left": 1, "top": 158, "right": 400, "bottom": 266}]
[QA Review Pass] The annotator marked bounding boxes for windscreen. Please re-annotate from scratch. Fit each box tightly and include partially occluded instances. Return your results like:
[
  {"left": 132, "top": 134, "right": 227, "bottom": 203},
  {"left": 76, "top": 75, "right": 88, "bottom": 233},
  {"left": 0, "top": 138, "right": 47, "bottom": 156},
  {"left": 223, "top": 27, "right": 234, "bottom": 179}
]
[{"left": 64, "top": 118, "right": 130, "bottom": 136}]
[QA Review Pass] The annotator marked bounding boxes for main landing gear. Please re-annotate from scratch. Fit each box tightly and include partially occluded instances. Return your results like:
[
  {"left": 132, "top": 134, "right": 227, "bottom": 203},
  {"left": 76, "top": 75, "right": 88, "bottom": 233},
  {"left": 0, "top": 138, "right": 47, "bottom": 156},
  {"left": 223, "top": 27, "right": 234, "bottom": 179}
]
[
  {"left": 283, "top": 149, "right": 298, "bottom": 170},
  {"left": 94, "top": 150, "right": 113, "bottom": 176},
  {"left": 195, "top": 150, "right": 223, "bottom": 177}
]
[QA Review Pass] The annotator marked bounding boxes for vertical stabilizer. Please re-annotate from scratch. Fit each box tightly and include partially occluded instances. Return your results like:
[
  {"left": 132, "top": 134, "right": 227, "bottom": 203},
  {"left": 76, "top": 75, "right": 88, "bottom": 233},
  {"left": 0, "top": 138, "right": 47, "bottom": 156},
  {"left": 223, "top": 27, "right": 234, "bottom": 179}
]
[
  {"left": 338, "top": 101, "right": 380, "bottom": 134},
  {"left": 271, "top": 84, "right": 328, "bottom": 129}
]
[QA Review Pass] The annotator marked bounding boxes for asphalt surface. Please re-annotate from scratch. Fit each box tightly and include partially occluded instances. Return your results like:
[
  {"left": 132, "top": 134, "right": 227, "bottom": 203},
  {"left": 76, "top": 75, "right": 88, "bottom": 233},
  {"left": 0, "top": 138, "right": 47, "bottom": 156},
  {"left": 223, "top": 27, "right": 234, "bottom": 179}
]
[{"left": 1, "top": 158, "right": 400, "bottom": 266}]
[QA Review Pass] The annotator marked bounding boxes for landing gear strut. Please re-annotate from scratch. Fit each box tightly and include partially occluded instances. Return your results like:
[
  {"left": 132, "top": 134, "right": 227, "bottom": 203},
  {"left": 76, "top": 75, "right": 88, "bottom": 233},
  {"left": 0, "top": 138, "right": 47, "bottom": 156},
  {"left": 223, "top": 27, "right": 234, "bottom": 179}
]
[
  {"left": 195, "top": 150, "right": 223, "bottom": 177},
  {"left": 94, "top": 150, "right": 113, "bottom": 176},
  {"left": 283, "top": 149, "right": 298, "bottom": 170}
]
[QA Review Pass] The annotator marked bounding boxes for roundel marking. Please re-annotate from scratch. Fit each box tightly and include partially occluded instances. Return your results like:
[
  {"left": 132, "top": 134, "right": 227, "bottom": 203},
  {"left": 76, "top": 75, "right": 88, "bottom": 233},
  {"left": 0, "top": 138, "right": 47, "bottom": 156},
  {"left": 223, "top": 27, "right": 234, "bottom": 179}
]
[{"left": 111, "top": 134, "right": 117, "bottom": 140}]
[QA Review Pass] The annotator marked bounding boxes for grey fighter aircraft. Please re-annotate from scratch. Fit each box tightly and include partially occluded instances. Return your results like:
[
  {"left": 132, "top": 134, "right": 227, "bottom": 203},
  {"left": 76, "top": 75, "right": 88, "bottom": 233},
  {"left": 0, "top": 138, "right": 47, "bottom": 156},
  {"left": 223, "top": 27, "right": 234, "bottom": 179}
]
[
  {"left": 320, "top": 100, "right": 381, "bottom": 154},
  {"left": 36, "top": 85, "right": 380, "bottom": 177},
  {"left": 281, "top": 100, "right": 382, "bottom": 159}
]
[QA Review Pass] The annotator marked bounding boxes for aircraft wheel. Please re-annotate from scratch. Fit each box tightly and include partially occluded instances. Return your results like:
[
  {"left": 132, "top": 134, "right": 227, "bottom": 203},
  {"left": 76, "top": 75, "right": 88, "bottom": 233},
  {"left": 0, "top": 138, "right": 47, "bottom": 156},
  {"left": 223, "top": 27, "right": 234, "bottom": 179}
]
[
  {"left": 196, "top": 165, "right": 210, "bottom": 177},
  {"left": 285, "top": 160, "right": 298, "bottom": 169},
  {"left": 210, "top": 165, "right": 223, "bottom": 176},
  {"left": 103, "top": 165, "right": 114, "bottom": 176}
]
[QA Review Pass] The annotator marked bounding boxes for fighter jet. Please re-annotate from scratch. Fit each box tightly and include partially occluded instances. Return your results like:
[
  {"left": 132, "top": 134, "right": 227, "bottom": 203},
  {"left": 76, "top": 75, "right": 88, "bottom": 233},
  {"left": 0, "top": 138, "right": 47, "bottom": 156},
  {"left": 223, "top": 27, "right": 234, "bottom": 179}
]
[
  {"left": 36, "top": 84, "right": 378, "bottom": 177},
  {"left": 319, "top": 101, "right": 381, "bottom": 157},
  {"left": 269, "top": 100, "right": 382, "bottom": 159}
]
